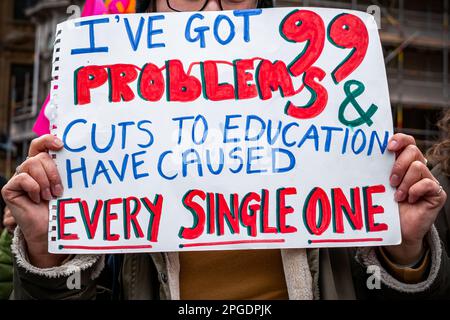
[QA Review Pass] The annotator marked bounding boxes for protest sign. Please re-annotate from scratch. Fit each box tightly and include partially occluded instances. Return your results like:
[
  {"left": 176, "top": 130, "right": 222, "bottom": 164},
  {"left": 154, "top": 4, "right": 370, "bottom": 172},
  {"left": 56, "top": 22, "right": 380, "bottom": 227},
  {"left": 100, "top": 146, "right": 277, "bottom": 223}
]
[{"left": 47, "top": 7, "right": 400, "bottom": 253}]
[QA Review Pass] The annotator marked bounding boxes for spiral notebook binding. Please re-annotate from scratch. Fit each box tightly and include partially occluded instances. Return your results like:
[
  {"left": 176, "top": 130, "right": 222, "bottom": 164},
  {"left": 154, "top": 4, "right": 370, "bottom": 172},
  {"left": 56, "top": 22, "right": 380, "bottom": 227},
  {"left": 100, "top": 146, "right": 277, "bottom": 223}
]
[{"left": 49, "top": 25, "right": 63, "bottom": 248}]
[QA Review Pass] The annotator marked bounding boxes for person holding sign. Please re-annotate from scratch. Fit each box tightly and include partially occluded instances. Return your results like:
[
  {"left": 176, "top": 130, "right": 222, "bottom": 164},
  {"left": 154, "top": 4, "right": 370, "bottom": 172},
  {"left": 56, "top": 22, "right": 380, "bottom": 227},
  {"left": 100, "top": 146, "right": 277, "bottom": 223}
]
[{"left": 2, "top": 0, "right": 450, "bottom": 300}]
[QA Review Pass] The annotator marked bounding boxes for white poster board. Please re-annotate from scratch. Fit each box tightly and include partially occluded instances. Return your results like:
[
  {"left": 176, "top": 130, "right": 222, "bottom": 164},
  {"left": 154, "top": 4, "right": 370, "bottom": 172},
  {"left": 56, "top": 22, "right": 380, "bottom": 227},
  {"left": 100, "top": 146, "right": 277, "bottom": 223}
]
[{"left": 47, "top": 7, "right": 400, "bottom": 253}]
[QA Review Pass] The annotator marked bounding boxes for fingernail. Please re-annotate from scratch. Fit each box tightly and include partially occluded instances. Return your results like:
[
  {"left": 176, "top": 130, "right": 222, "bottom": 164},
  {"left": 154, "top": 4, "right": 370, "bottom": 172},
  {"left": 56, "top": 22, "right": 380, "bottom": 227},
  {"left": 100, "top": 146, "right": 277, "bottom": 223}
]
[
  {"left": 53, "top": 139, "right": 64, "bottom": 148},
  {"left": 53, "top": 184, "right": 64, "bottom": 196},
  {"left": 389, "top": 140, "right": 398, "bottom": 149},
  {"left": 395, "top": 190, "right": 405, "bottom": 202},
  {"left": 390, "top": 174, "right": 400, "bottom": 186},
  {"left": 42, "top": 188, "right": 52, "bottom": 201}
]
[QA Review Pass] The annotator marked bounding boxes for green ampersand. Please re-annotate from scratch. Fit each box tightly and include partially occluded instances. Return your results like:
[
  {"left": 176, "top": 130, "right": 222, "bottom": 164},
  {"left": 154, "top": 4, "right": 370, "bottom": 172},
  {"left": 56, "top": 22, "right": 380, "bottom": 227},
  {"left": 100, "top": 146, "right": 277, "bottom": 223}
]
[{"left": 338, "top": 80, "right": 379, "bottom": 127}]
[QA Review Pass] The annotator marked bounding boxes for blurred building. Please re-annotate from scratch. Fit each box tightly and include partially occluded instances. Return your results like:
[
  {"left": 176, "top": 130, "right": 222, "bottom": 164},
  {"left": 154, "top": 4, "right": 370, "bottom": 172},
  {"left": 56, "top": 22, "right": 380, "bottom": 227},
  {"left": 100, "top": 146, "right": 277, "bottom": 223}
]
[
  {"left": 277, "top": 0, "right": 450, "bottom": 150},
  {"left": 0, "top": 0, "right": 36, "bottom": 177},
  {"left": 1, "top": 0, "right": 82, "bottom": 177}
]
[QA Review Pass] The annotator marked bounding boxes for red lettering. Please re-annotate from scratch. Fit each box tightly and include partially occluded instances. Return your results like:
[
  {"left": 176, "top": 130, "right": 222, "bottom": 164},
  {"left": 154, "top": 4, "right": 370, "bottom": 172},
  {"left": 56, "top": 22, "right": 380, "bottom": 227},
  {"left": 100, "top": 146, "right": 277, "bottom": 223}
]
[
  {"left": 304, "top": 187, "right": 331, "bottom": 235},
  {"left": 139, "top": 63, "right": 165, "bottom": 101},
  {"left": 240, "top": 192, "right": 261, "bottom": 237},
  {"left": 167, "top": 59, "right": 202, "bottom": 102},
  {"left": 217, "top": 193, "right": 240, "bottom": 235},
  {"left": 257, "top": 60, "right": 295, "bottom": 100},
  {"left": 142, "top": 195, "right": 164, "bottom": 242},
  {"left": 58, "top": 198, "right": 80, "bottom": 240},
  {"left": 75, "top": 66, "right": 108, "bottom": 105},
  {"left": 202, "top": 61, "right": 235, "bottom": 101},
  {"left": 277, "top": 187, "right": 298, "bottom": 234},
  {"left": 285, "top": 66, "right": 328, "bottom": 119},
  {"left": 124, "top": 196, "right": 144, "bottom": 239},
  {"left": 364, "top": 185, "right": 388, "bottom": 232},
  {"left": 261, "top": 189, "right": 277, "bottom": 234},
  {"left": 207, "top": 192, "right": 215, "bottom": 234},
  {"left": 328, "top": 13, "right": 369, "bottom": 84},
  {"left": 280, "top": 10, "right": 325, "bottom": 77},
  {"left": 180, "top": 189, "right": 206, "bottom": 240},
  {"left": 332, "top": 187, "right": 363, "bottom": 233},
  {"left": 235, "top": 59, "right": 258, "bottom": 100},
  {"left": 79, "top": 199, "right": 103, "bottom": 239},
  {"left": 108, "top": 64, "right": 138, "bottom": 102},
  {"left": 104, "top": 198, "right": 122, "bottom": 241}
]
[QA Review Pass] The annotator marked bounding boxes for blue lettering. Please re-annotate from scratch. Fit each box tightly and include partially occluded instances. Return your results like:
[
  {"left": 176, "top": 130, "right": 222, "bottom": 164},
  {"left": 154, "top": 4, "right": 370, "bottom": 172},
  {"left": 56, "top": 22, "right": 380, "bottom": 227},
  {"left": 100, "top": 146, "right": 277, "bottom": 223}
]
[
  {"left": 214, "top": 15, "right": 235, "bottom": 45},
  {"left": 109, "top": 155, "right": 129, "bottom": 182},
  {"left": 92, "top": 161, "right": 112, "bottom": 185},
  {"left": 206, "top": 149, "right": 224, "bottom": 175},
  {"left": 245, "top": 115, "right": 265, "bottom": 142},
  {"left": 281, "top": 122, "right": 299, "bottom": 147},
  {"left": 192, "top": 115, "right": 208, "bottom": 145},
  {"left": 272, "top": 148, "right": 295, "bottom": 173},
  {"left": 148, "top": 15, "right": 166, "bottom": 49},
  {"left": 223, "top": 114, "right": 242, "bottom": 143},
  {"left": 158, "top": 151, "right": 177, "bottom": 180},
  {"left": 173, "top": 116, "right": 195, "bottom": 144},
  {"left": 297, "top": 125, "right": 319, "bottom": 151},
  {"left": 71, "top": 18, "right": 110, "bottom": 55},
  {"left": 63, "top": 119, "right": 87, "bottom": 153},
  {"left": 368, "top": 131, "right": 389, "bottom": 156},
  {"left": 351, "top": 129, "right": 367, "bottom": 154},
  {"left": 124, "top": 17, "right": 145, "bottom": 51},
  {"left": 132, "top": 150, "right": 149, "bottom": 179},
  {"left": 185, "top": 13, "right": 209, "bottom": 48},
  {"left": 91, "top": 123, "right": 115, "bottom": 153},
  {"left": 137, "top": 120, "right": 154, "bottom": 148},
  {"left": 233, "top": 9, "right": 262, "bottom": 42},
  {"left": 118, "top": 121, "right": 135, "bottom": 150},
  {"left": 66, "top": 158, "right": 88, "bottom": 188},
  {"left": 247, "top": 146, "right": 267, "bottom": 174},
  {"left": 229, "top": 147, "right": 243, "bottom": 174},
  {"left": 321, "top": 126, "right": 344, "bottom": 153},
  {"left": 182, "top": 148, "right": 203, "bottom": 177}
]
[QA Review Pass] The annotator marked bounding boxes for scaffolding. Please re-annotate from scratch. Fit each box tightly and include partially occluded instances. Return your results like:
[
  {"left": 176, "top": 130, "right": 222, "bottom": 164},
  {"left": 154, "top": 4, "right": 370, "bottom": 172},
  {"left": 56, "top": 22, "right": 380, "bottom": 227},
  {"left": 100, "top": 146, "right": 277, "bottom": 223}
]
[{"left": 277, "top": 0, "right": 450, "bottom": 150}]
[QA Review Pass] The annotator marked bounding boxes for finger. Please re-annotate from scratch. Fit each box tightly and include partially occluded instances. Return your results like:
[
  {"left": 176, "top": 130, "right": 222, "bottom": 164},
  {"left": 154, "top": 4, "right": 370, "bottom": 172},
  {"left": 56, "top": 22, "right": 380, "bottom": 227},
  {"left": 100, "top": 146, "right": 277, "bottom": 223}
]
[
  {"left": 390, "top": 144, "right": 427, "bottom": 187},
  {"left": 35, "top": 153, "right": 63, "bottom": 197},
  {"left": 395, "top": 161, "right": 435, "bottom": 202},
  {"left": 29, "top": 134, "right": 64, "bottom": 157},
  {"left": 408, "top": 178, "right": 446, "bottom": 204},
  {"left": 3, "top": 216, "right": 16, "bottom": 229},
  {"left": 21, "top": 157, "right": 52, "bottom": 201},
  {"left": 2, "top": 173, "right": 41, "bottom": 204},
  {"left": 388, "top": 133, "right": 416, "bottom": 153},
  {"left": 4, "top": 206, "right": 11, "bottom": 217}
]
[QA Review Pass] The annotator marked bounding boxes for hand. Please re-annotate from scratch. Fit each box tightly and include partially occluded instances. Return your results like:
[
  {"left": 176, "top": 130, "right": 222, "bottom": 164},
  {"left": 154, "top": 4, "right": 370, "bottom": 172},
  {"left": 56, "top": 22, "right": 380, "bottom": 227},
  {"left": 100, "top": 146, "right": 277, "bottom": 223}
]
[
  {"left": 3, "top": 207, "right": 16, "bottom": 234},
  {"left": 382, "top": 133, "right": 446, "bottom": 265},
  {"left": 1, "top": 134, "right": 68, "bottom": 268}
]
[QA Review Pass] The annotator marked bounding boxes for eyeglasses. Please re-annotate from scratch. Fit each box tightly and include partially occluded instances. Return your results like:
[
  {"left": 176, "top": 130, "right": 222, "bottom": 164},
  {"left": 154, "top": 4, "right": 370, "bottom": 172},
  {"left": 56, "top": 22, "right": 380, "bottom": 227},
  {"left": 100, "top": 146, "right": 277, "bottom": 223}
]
[{"left": 166, "top": 0, "right": 259, "bottom": 12}]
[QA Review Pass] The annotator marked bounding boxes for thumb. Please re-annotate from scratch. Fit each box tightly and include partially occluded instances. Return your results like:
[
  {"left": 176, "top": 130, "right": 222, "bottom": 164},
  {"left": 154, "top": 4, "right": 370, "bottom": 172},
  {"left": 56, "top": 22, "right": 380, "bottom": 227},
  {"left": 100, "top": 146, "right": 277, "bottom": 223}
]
[{"left": 29, "top": 134, "right": 64, "bottom": 157}]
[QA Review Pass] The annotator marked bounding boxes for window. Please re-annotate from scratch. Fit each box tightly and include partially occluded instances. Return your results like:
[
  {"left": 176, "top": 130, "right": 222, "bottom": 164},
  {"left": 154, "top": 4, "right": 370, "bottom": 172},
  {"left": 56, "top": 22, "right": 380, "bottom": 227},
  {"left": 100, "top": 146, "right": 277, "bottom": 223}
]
[
  {"left": 10, "top": 64, "right": 34, "bottom": 116},
  {"left": 392, "top": 105, "right": 442, "bottom": 151},
  {"left": 13, "top": 0, "right": 38, "bottom": 20}
]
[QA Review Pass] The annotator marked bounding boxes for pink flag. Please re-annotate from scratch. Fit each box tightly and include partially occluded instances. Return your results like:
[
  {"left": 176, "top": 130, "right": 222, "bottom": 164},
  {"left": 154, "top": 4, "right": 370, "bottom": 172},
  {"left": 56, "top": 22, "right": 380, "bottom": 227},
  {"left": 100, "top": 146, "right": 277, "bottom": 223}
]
[
  {"left": 33, "top": 0, "right": 135, "bottom": 136},
  {"left": 81, "top": 0, "right": 107, "bottom": 16},
  {"left": 32, "top": 95, "right": 50, "bottom": 136}
]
